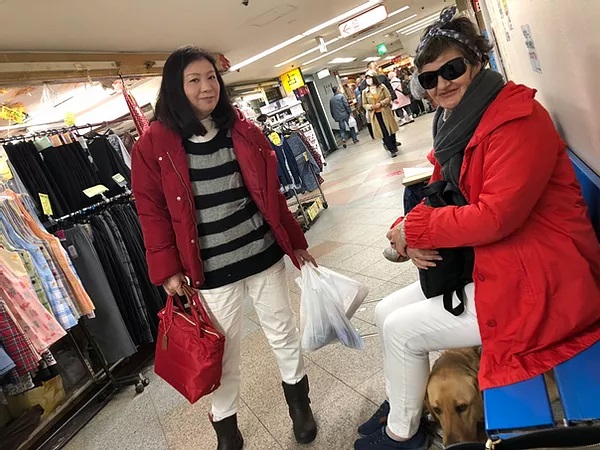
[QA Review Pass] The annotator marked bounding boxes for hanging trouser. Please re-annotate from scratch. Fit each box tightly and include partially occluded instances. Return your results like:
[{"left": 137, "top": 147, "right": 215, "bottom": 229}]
[
  {"left": 375, "top": 112, "right": 397, "bottom": 153},
  {"left": 64, "top": 225, "right": 137, "bottom": 364}
]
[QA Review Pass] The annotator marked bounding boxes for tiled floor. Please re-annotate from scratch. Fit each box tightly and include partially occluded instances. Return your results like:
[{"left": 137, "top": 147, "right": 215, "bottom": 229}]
[{"left": 63, "top": 116, "right": 436, "bottom": 450}]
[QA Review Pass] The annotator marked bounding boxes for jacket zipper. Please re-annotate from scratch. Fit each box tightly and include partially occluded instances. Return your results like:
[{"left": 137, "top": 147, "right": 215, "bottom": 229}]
[{"left": 166, "top": 152, "right": 202, "bottom": 280}]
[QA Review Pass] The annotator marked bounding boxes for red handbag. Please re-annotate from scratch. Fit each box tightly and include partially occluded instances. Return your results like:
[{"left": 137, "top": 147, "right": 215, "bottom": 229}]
[{"left": 155, "top": 288, "right": 225, "bottom": 403}]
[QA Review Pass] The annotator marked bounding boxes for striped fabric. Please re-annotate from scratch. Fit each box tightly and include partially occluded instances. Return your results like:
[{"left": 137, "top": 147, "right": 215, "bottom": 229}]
[{"left": 184, "top": 122, "right": 283, "bottom": 289}]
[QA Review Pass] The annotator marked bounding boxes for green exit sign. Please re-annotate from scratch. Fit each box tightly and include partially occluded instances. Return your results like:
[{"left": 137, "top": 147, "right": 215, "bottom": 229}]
[{"left": 377, "top": 43, "right": 388, "bottom": 56}]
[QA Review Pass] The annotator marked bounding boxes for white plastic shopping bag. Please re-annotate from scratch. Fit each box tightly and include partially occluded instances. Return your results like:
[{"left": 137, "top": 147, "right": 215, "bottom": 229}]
[
  {"left": 348, "top": 115, "right": 358, "bottom": 130},
  {"left": 298, "top": 264, "right": 367, "bottom": 352}
]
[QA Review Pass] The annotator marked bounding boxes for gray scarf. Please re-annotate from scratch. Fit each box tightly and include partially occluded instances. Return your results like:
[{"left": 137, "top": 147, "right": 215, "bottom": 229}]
[{"left": 432, "top": 69, "right": 505, "bottom": 205}]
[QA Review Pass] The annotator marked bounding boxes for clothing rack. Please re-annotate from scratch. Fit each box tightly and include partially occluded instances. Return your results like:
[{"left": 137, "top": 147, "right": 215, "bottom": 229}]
[
  {"left": 48, "top": 190, "right": 133, "bottom": 226},
  {"left": 0, "top": 117, "right": 133, "bottom": 145}
]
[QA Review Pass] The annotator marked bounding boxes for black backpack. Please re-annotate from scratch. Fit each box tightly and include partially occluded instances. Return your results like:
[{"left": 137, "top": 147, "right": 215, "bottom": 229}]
[{"left": 418, "top": 180, "right": 474, "bottom": 316}]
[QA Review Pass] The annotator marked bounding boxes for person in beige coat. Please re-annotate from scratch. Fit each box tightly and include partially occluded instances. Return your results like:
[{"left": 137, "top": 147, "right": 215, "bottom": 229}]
[{"left": 362, "top": 70, "right": 400, "bottom": 157}]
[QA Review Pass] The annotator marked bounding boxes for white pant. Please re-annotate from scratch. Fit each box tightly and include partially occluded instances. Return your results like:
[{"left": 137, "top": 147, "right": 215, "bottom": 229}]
[
  {"left": 200, "top": 259, "right": 304, "bottom": 421},
  {"left": 375, "top": 281, "right": 481, "bottom": 438}
]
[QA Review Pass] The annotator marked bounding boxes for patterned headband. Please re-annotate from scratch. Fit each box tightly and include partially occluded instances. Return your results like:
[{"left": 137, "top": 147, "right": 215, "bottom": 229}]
[{"left": 416, "top": 6, "right": 482, "bottom": 61}]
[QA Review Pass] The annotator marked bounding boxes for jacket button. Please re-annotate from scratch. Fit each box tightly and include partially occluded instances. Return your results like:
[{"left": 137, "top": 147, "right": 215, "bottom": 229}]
[
  {"left": 191, "top": 239, "right": 196, "bottom": 244},
  {"left": 195, "top": 281, "right": 201, "bottom": 286},
  {"left": 158, "top": 157, "right": 163, "bottom": 161},
  {"left": 477, "top": 273, "right": 486, "bottom": 281},
  {"left": 176, "top": 196, "right": 181, "bottom": 201},
  {"left": 487, "top": 320, "right": 497, "bottom": 328}
]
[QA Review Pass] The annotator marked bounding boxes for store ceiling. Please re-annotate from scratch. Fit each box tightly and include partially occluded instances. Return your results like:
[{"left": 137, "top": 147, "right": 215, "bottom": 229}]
[{"left": 0, "top": 0, "right": 452, "bottom": 85}]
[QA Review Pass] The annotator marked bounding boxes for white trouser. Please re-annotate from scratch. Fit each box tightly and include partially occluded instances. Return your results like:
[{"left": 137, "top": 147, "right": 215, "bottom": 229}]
[
  {"left": 200, "top": 259, "right": 304, "bottom": 421},
  {"left": 375, "top": 281, "right": 481, "bottom": 438}
]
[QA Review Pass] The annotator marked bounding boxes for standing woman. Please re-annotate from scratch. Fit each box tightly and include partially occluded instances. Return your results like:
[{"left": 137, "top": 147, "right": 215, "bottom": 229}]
[
  {"left": 362, "top": 70, "right": 399, "bottom": 157},
  {"left": 131, "top": 46, "right": 318, "bottom": 450}
]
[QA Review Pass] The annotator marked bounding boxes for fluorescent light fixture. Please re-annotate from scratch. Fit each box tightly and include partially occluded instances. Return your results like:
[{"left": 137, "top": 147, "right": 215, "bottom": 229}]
[
  {"left": 230, "top": 1, "right": 384, "bottom": 72},
  {"left": 388, "top": 5, "right": 410, "bottom": 17},
  {"left": 403, "top": 20, "right": 439, "bottom": 35},
  {"left": 384, "top": 56, "right": 394, "bottom": 60},
  {"left": 303, "top": 13, "right": 418, "bottom": 66},
  {"left": 363, "top": 57, "right": 381, "bottom": 62},
  {"left": 398, "top": 13, "right": 440, "bottom": 34},
  {"left": 275, "top": 37, "right": 342, "bottom": 68},
  {"left": 329, "top": 57, "right": 357, "bottom": 64}
]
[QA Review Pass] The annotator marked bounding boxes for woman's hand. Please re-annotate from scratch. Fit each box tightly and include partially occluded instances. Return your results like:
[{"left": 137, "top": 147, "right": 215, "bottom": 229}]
[
  {"left": 374, "top": 102, "right": 382, "bottom": 110},
  {"left": 163, "top": 272, "right": 188, "bottom": 296},
  {"left": 406, "top": 248, "right": 443, "bottom": 270},
  {"left": 386, "top": 222, "right": 407, "bottom": 257},
  {"left": 294, "top": 249, "right": 317, "bottom": 267}
]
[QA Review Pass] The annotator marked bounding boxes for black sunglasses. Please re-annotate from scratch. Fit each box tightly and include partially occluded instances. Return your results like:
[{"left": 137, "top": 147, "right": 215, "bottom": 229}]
[{"left": 418, "top": 57, "right": 469, "bottom": 90}]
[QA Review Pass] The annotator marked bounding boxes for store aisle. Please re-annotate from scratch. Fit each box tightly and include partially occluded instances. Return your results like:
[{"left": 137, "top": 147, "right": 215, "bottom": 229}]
[{"left": 63, "top": 116, "right": 435, "bottom": 450}]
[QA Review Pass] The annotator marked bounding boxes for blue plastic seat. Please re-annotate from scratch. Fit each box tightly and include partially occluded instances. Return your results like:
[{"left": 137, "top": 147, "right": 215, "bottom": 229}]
[
  {"left": 554, "top": 340, "right": 600, "bottom": 423},
  {"left": 484, "top": 374, "right": 554, "bottom": 438}
]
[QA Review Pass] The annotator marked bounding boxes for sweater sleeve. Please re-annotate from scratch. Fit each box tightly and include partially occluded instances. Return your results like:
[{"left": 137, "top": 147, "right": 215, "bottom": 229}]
[
  {"left": 131, "top": 132, "right": 183, "bottom": 285},
  {"left": 404, "top": 108, "right": 559, "bottom": 249}
]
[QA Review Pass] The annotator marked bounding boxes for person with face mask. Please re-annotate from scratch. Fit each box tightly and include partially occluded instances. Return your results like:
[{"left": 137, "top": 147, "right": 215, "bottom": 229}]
[{"left": 362, "top": 70, "right": 399, "bottom": 157}]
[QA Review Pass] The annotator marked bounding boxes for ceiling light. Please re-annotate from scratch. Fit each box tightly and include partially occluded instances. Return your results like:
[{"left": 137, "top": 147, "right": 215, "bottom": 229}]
[
  {"left": 275, "top": 37, "right": 342, "bottom": 68},
  {"left": 363, "top": 57, "right": 381, "bottom": 62},
  {"left": 303, "top": 13, "right": 417, "bottom": 66},
  {"left": 384, "top": 56, "right": 394, "bottom": 60},
  {"left": 398, "top": 13, "right": 440, "bottom": 34},
  {"left": 229, "top": 1, "right": 384, "bottom": 72},
  {"left": 388, "top": 5, "right": 410, "bottom": 17},
  {"left": 329, "top": 57, "right": 357, "bottom": 64},
  {"left": 401, "top": 17, "right": 439, "bottom": 35}
]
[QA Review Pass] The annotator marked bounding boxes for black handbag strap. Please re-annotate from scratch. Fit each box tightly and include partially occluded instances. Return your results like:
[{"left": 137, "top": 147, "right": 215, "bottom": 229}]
[{"left": 443, "top": 286, "right": 467, "bottom": 316}]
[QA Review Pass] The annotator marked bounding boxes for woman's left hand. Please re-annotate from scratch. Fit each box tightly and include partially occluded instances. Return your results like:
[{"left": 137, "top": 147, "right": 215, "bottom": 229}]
[
  {"left": 294, "top": 249, "right": 317, "bottom": 267},
  {"left": 386, "top": 222, "right": 407, "bottom": 257}
]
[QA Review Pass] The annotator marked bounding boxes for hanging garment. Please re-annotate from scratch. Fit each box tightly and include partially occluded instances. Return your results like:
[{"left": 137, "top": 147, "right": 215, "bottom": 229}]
[
  {"left": 294, "top": 131, "right": 324, "bottom": 184},
  {"left": 286, "top": 133, "right": 321, "bottom": 193},
  {"left": 107, "top": 134, "right": 132, "bottom": 169},
  {"left": 40, "top": 142, "right": 102, "bottom": 212},
  {"left": 269, "top": 134, "right": 302, "bottom": 192},
  {"left": 0, "top": 254, "right": 66, "bottom": 354},
  {"left": 122, "top": 86, "right": 149, "bottom": 137},
  {"left": 87, "top": 137, "right": 132, "bottom": 195},
  {"left": 8, "top": 191, "right": 95, "bottom": 316},
  {"left": 0, "top": 345, "right": 15, "bottom": 377},
  {"left": 0, "top": 203, "right": 78, "bottom": 330},
  {"left": 0, "top": 300, "right": 40, "bottom": 376},
  {"left": 64, "top": 225, "right": 137, "bottom": 364},
  {"left": 4, "top": 141, "right": 70, "bottom": 217},
  {"left": 89, "top": 215, "right": 153, "bottom": 345}
]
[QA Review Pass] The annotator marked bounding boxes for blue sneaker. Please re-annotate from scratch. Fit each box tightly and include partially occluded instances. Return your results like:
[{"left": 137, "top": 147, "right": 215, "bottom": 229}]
[
  {"left": 358, "top": 401, "right": 390, "bottom": 437},
  {"left": 354, "top": 427, "right": 429, "bottom": 450}
]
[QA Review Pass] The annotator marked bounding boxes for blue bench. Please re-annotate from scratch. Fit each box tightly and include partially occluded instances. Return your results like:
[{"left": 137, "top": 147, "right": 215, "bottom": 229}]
[{"left": 480, "top": 150, "right": 600, "bottom": 448}]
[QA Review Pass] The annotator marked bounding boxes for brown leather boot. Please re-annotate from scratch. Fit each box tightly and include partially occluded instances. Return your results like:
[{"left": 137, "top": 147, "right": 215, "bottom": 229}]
[
  {"left": 210, "top": 414, "right": 244, "bottom": 450},
  {"left": 282, "top": 375, "right": 318, "bottom": 444}
]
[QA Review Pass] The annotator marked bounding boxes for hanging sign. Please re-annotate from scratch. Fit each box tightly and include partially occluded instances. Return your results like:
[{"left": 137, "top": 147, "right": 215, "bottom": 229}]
[
  {"left": 280, "top": 68, "right": 305, "bottom": 93},
  {"left": 39, "top": 194, "right": 54, "bottom": 217},
  {"left": 268, "top": 132, "right": 282, "bottom": 146},
  {"left": 377, "top": 43, "right": 388, "bottom": 56},
  {"left": 339, "top": 4, "right": 388, "bottom": 38},
  {"left": 64, "top": 112, "right": 76, "bottom": 126},
  {"left": 0, "top": 106, "right": 25, "bottom": 123},
  {"left": 83, "top": 185, "right": 109, "bottom": 198}
]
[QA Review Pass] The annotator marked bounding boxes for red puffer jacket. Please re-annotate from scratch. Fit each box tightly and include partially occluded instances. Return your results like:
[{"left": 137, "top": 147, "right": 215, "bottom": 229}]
[
  {"left": 131, "top": 110, "right": 308, "bottom": 288},
  {"left": 404, "top": 82, "right": 600, "bottom": 389}
]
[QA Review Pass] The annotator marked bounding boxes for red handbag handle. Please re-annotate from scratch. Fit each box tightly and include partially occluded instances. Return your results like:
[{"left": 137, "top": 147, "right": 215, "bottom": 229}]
[{"left": 164, "top": 286, "right": 214, "bottom": 338}]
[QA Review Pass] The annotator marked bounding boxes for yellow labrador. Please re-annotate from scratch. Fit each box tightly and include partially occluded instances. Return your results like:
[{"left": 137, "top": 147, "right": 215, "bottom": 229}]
[
  {"left": 425, "top": 347, "right": 484, "bottom": 446},
  {"left": 425, "top": 348, "right": 559, "bottom": 446}
]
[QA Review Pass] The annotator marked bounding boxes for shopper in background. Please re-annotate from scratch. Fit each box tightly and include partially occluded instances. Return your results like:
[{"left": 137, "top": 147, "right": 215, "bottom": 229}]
[
  {"left": 388, "top": 70, "right": 414, "bottom": 125},
  {"left": 362, "top": 70, "right": 399, "bottom": 158},
  {"left": 356, "top": 7, "right": 600, "bottom": 450},
  {"left": 406, "top": 72, "right": 426, "bottom": 117},
  {"left": 131, "top": 46, "right": 318, "bottom": 450},
  {"left": 329, "top": 86, "right": 359, "bottom": 148}
]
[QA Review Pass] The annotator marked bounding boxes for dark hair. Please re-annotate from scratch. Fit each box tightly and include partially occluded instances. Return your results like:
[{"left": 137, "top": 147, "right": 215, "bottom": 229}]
[
  {"left": 366, "top": 73, "right": 381, "bottom": 86},
  {"left": 153, "top": 46, "right": 236, "bottom": 137},
  {"left": 332, "top": 86, "right": 339, "bottom": 94},
  {"left": 414, "top": 17, "right": 492, "bottom": 70}
]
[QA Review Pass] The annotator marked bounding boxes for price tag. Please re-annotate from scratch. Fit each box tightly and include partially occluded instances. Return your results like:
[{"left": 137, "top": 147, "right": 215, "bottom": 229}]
[
  {"left": 112, "top": 173, "right": 127, "bottom": 188},
  {"left": 269, "top": 132, "right": 282, "bottom": 146},
  {"left": 0, "top": 157, "right": 13, "bottom": 181},
  {"left": 39, "top": 194, "right": 54, "bottom": 217},
  {"left": 304, "top": 152, "right": 309, "bottom": 161},
  {"left": 83, "top": 185, "right": 109, "bottom": 198}
]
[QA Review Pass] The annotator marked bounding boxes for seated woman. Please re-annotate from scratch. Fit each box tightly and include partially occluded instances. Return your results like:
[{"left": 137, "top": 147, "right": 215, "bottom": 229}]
[{"left": 354, "top": 7, "right": 600, "bottom": 450}]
